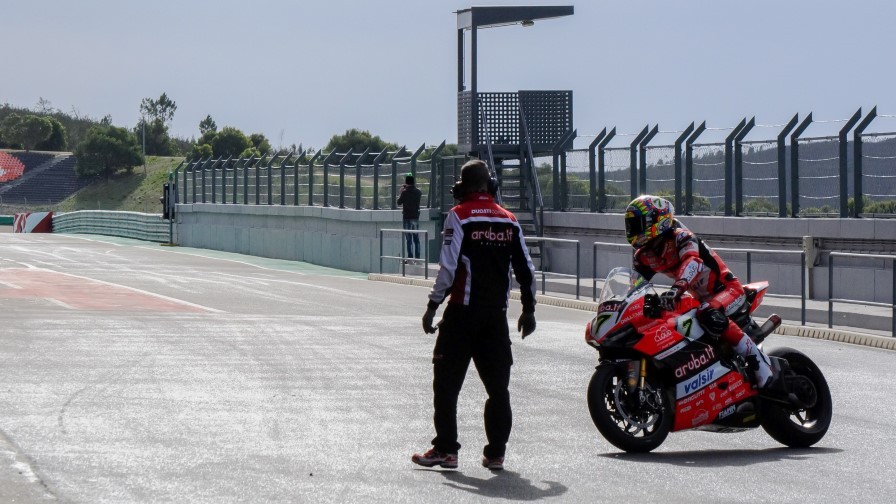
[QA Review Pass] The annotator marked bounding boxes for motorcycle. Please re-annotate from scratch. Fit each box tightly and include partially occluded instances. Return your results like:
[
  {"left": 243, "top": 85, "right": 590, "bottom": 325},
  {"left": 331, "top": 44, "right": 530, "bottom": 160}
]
[{"left": 584, "top": 267, "right": 832, "bottom": 453}]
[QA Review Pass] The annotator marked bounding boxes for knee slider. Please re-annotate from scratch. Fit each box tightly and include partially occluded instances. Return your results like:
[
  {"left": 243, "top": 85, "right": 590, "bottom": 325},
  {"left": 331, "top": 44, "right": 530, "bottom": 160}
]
[{"left": 698, "top": 308, "right": 729, "bottom": 337}]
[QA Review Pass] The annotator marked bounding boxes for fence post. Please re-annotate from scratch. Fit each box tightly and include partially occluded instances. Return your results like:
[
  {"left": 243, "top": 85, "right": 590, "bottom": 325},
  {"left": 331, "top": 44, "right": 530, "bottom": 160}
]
[
  {"left": 410, "top": 143, "right": 425, "bottom": 178},
  {"left": 355, "top": 148, "right": 369, "bottom": 210},
  {"left": 684, "top": 122, "right": 706, "bottom": 214},
  {"left": 338, "top": 149, "right": 354, "bottom": 209},
  {"left": 724, "top": 118, "right": 747, "bottom": 216},
  {"left": 293, "top": 150, "right": 306, "bottom": 206},
  {"left": 674, "top": 123, "right": 695, "bottom": 213},
  {"left": 280, "top": 153, "right": 291, "bottom": 206},
  {"left": 182, "top": 159, "right": 192, "bottom": 204},
  {"left": 307, "top": 150, "right": 322, "bottom": 206},
  {"left": 597, "top": 128, "right": 616, "bottom": 212},
  {"left": 392, "top": 146, "right": 408, "bottom": 210},
  {"left": 588, "top": 128, "right": 608, "bottom": 212},
  {"left": 372, "top": 148, "right": 388, "bottom": 210},
  {"left": 853, "top": 107, "right": 878, "bottom": 217},
  {"left": 426, "top": 141, "right": 447, "bottom": 210},
  {"left": 828, "top": 252, "right": 834, "bottom": 328},
  {"left": 210, "top": 157, "right": 218, "bottom": 204},
  {"left": 839, "top": 109, "right": 863, "bottom": 217},
  {"left": 266, "top": 154, "right": 276, "bottom": 205},
  {"left": 790, "top": 114, "right": 814, "bottom": 217},
  {"left": 638, "top": 125, "right": 659, "bottom": 195},
  {"left": 321, "top": 150, "right": 336, "bottom": 207},
  {"left": 734, "top": 117, "right": 755, "bottom": 216},
  {"left": 629, "top": 126, "right": 649, "bottom": 199},
  {"left": 777, "top": 115, "right": 799, "bottom": 218},
  {"left": 221, "top": 156, "right": 232, "bottom": 204}
]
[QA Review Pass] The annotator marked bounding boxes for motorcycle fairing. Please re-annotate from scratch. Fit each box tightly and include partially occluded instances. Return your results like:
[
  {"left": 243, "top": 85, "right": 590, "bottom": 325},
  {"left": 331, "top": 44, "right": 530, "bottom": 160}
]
[{"left": 672, "top": 366, "right": 757, "bottom": 431}]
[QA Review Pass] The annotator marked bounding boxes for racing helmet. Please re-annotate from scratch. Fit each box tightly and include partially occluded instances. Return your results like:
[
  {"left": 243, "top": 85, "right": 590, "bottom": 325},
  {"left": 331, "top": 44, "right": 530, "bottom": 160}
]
[{"left": 624, "top": 195, "right": 675, "bottom": 248}]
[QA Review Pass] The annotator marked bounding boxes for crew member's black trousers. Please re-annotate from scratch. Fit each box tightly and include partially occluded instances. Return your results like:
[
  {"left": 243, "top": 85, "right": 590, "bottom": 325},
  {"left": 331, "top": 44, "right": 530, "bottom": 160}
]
[{"left": 430, "top": 304, "right": 513, "bottom": 458}]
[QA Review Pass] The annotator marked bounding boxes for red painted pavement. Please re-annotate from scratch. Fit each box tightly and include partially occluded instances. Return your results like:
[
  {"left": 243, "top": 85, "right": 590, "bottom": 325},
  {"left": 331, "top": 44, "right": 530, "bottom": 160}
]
[{"left": 0, "top": 268, "right": 207, "bottom": 312}]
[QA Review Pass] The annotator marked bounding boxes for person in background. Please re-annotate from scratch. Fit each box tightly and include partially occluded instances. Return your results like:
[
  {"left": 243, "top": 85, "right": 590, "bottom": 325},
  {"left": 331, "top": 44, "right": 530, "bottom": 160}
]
[
  {"left": 397, "top": 174, "right": 422, "bottom": 261},
  {"left": 412, "top": 159, "right": 537, "bottom": 471}
]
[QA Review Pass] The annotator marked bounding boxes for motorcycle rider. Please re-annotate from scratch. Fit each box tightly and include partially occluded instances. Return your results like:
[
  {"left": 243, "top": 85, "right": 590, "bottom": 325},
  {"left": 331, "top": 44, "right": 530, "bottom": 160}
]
[{"left": 624, "top": 195, "right": 789, "bottom": 395}]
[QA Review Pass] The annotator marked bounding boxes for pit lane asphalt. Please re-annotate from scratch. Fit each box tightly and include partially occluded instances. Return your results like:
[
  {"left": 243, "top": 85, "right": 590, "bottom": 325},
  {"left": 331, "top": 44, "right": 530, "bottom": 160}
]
[{"left": 1, "top": 233, "right": 894, "bottom": 503}]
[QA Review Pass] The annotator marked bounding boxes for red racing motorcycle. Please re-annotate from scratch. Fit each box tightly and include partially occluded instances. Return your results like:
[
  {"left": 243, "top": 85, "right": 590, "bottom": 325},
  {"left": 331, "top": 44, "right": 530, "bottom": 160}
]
[{"left": 584, "top": 267, "right": 832, "bottom": 453}]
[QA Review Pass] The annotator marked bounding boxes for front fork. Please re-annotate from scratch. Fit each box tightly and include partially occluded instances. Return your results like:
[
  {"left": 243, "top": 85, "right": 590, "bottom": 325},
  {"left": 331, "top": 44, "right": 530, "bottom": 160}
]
[{"left": 625, "top": 358, "right": 650, "bottom": 405}]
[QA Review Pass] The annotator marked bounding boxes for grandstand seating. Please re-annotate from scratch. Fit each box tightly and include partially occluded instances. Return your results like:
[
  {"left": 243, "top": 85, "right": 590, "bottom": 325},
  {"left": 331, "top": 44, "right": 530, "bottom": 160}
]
[
  {"left": 0, "top": 152, "right": 91, "bottom": 205},
  {"left": 0, "top": 151, "right": 53, "bottom": 184}
]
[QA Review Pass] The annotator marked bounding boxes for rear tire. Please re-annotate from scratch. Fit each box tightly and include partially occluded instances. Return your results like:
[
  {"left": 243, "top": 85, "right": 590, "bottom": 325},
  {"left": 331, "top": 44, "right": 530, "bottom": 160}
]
[
  {"left": 587, "top": 362, "right": 672, "bottom": 453},
  {"left": 760, "top": 348, "right": 832, "bottom": 448}
]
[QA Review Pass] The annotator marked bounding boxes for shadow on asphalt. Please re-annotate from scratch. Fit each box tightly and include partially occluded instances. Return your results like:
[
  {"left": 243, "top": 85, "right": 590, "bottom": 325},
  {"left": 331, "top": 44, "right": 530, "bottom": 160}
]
[
  {"left": 436, "top": 470, "right": 568, "bottom": 500},
  {"left": 599, "top": 446, "right": 843, "bottom": 467}
]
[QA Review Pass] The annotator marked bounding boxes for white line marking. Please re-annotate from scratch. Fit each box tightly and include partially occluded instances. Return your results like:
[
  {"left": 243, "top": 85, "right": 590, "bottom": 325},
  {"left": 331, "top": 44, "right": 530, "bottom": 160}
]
[
  {"left": 45, "top": 298, "right": 75, "bottom": 310},
  {"left": 32, "top": 267, "right": 223, "bottom": 313}
]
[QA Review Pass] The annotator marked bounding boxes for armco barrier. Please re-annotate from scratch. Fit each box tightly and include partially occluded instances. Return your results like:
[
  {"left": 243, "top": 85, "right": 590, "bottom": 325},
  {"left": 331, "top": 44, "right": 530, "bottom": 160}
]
[{"left": 52, "top": 210, "right": 170, "bottom": 243}]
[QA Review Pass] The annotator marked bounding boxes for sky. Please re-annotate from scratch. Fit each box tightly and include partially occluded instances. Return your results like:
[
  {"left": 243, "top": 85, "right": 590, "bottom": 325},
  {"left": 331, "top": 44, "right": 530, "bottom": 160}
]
[{"left": 4, "top": 0, "right": 896, "bottom": 150}]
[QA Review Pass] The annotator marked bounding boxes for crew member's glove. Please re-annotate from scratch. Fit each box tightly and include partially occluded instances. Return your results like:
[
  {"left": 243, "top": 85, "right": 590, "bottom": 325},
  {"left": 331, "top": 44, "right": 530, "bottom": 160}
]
[
  {"left": 659, "top": 279, "right": 689, "bottom": 311},
  {"left": 422, "top": 307, "right": 438, "bottom": 334},
  {"left": 517, "top": 311, "right": 536, "bottom": 339}
]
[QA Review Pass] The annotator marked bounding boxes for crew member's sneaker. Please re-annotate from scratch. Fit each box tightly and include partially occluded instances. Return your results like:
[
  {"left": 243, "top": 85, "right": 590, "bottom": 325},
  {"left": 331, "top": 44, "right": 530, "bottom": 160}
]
[
  {"left": 481, "top": 455, "right": 504, "bottom": 471},
  {"left": 411, "top": 448, "right": 458, "bottom": 469}
]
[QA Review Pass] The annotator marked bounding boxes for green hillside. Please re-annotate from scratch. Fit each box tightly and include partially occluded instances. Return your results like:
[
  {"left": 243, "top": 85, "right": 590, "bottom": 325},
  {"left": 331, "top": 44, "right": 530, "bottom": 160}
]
[{"left": 56, "top": 157, "right": 183, "bottom": 213}]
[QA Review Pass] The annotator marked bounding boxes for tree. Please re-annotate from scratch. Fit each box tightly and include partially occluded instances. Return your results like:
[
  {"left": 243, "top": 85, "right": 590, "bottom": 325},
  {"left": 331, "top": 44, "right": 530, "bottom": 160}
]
[
  {"left": 136, "top": 118, "right": 174, "bottom": 156},
  {"left": 189, "top": 143, "right": 213, "bottom": 160},
  {"left": 34, "top": 117, "right": 67, "bottom": 151},
  {"left": 324, "top": 128, "right": 398, "bottom": 153},
  {"left": 139, "top": 93, "right": 177, "bottom": 124},
  {"left": 136, "top": 93, "right": 179, "bottom": 156},
  {"left": 0, "top": 113, "right": 53, "bottom": 150},
  {"left": 210, "top": 126, "right": 251, "bottom": 158},
  {"left": 74, "top": 124, "right": 144, "bottom": 179},
  {"left": 248, "top": 133, "right": 271, "bottom": 154},
  {"left": 199, "top": 115, "right": 217, "bottom": 135}
]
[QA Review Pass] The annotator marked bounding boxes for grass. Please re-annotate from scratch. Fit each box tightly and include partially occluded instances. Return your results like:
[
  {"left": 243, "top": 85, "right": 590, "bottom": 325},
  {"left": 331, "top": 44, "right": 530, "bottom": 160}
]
[{"left": 56, "top": 157, "right": 183, "bottom": 213}]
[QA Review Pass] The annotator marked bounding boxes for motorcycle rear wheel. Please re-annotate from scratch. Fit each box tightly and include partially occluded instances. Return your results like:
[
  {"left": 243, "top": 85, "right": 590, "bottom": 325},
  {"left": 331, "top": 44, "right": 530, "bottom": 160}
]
[
  {"left": 760, "top": 347, "right": 833, "bottom": 448},
  {"left": 587, "top": 362, "right": 673, "bottom": 453}
]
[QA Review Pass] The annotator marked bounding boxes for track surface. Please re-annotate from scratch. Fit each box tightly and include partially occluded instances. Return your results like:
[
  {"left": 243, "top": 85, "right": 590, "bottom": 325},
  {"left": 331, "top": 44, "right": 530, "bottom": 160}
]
[{"left": 0, "top": 233, "right": 893, "bottom": 503}]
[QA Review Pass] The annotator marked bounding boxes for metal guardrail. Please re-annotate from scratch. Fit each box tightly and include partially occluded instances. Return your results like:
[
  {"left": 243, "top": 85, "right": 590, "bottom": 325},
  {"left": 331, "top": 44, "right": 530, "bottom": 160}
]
[
  {"left": 591, "top": 242, "right": 808, "bottom": 325},
  {"left": 52, "top": 210, "right": 170, "bottom": 243},
  {"left": 526, "top": 236, "right": 580, "bottom": 299},
  {"left": 379, "top": 229, "right": 430, "bottom": 279},
  {"left": 714, "top": 247, "right": 807, "bottom": 326},
  {"left": 829, "top": 252, "right": 895, "bottom": 337}
]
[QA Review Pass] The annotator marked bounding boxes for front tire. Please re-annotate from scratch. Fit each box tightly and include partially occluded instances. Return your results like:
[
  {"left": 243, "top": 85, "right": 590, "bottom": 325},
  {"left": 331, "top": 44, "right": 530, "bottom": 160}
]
[
  {"left": 587, "top": 362, "right": 673, "bottom": 453},
  {"left": 760, "top": 348, "right": 833, "bottom": 448}
]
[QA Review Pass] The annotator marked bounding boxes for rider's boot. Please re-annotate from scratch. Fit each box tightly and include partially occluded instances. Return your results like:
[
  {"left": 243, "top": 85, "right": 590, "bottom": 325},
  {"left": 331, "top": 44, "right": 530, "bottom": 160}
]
[
  {"left": 735, "top": 334, "right": 816, "bottom": 409},
  {"left": 733, "top": 334, "right": 773, "bottom": 387}
]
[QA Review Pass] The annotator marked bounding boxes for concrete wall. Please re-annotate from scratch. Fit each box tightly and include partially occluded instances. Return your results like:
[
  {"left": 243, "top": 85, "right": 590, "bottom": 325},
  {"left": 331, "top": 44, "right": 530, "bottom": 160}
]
[
  {"left": 171, "top": 204, "right": 895, "bottom": 302},
  {"left": 175, "top": 203, "right": 441, "bottom": 274}
]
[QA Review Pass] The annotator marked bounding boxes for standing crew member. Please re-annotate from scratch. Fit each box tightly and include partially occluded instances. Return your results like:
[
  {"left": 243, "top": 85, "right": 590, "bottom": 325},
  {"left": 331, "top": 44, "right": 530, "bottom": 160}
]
[
  {"left": 412, "top": 160, "right": 537, "bottom": 471},
  {"left": 397, "top": 174, "right": 422, "bottom": 260}
]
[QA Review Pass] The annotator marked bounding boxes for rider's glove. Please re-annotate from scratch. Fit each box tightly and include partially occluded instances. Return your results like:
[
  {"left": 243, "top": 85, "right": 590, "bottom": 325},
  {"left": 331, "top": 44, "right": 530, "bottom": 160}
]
[
  {"left": 517, "top": 311, "right": 536, "bottom": 339},
  {"left": 659, "top": 279, "right": 689, "bottom": 311},
  {"left": 422, "top": 307, "right": 438, "bottom": 334}
]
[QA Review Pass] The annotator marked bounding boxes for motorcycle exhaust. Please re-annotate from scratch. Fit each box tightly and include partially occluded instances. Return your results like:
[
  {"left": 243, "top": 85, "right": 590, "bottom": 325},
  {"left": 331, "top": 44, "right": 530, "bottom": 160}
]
[{"left": 753, "top": 314, "right": 782, "bottom": 344}]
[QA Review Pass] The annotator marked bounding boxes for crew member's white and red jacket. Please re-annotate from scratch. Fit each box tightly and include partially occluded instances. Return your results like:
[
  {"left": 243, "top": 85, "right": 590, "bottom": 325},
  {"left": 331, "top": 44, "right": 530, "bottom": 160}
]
[{"left": 427, "top": 193, "right": 537, "bottom": 312}]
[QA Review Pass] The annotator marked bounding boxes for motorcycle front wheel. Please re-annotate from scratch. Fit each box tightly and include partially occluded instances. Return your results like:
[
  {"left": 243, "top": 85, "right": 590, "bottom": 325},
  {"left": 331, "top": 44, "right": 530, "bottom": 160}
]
[
  {"left": 760, "top": 347, "right": 833, "bottom": 448},
  {"left": 587, "top": 362, "right": 673, "bottom": 453}
]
